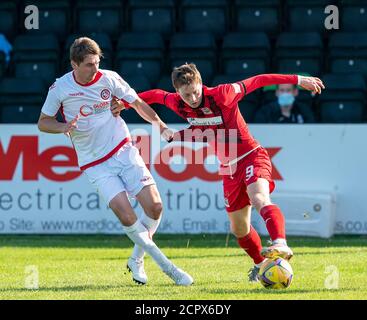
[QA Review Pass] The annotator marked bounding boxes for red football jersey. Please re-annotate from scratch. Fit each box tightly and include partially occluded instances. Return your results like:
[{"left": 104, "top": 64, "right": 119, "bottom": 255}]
[{"left": 133, "top": 74, "right": 298, "bottom": 164}]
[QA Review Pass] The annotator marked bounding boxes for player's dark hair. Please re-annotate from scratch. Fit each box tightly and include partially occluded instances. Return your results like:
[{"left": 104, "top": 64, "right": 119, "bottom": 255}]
[
  {"left": 171, "top": 63, "right": 202, "bottom": 90},
  {"left": 70, "top": 37, "right": 103, "bottom": 65}
]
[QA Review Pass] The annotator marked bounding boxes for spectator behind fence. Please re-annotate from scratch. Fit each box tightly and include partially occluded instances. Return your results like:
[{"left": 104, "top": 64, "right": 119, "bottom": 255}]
[{"left": 254, "top": 84, "right": 315, "bottom": 123}]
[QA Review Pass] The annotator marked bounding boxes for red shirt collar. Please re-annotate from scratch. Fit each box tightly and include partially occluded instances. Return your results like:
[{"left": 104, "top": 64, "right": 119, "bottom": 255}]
[{"left": 72, "top": 71, "right": 103, "bottom": 86}]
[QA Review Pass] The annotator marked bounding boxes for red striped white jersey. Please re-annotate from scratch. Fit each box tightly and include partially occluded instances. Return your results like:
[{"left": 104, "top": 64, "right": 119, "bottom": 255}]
[{"left": 41, "top": 69, "right": 138, "bottom": 169}]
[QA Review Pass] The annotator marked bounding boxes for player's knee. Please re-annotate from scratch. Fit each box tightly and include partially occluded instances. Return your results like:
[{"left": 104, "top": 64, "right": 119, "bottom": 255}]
[
  {"left": 123, "top": 215, "right": 137, "bottom": 226},
  {"left": 250, "top": 193, "right": 270, "bottom": 211},
  {"left": 115, "top": 210, "right": 136, "bottom": 226},
  {"left": 231, "top": 223, "right": 251, "bottom": 238},
  {"left": 147, "top": 202, "right": 163, "bottom": 219},
  {"left": 109, "top": 202, "right": 136, "bottom": 226}
]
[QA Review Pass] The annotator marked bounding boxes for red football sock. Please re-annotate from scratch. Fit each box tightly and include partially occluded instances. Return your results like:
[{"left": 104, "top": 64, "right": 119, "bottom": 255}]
[
  {"left": 260, "top": 204, "right": 286, "bottom": 241},
  {"left": 237, "top": 226, "right": 265, "bottom": 265}
]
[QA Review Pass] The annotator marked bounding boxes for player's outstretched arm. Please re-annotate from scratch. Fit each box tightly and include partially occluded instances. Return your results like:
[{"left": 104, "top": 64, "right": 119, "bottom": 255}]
[
  {"left": 138, "top": 89, "right": 169, "bottom": 105},
  {"left": 297, "top": 75, "right": 325, "bottom": 94},
  {"left": 130, "top": 97, "right": 174, "bottom": 142},
  {"left": 242, "top": 74, "right": 325, "bottom": 95},
  {"left": 111, "top": 89, "right": 191, "bottom": 143},
  {"left": 38, "top": 112, "right": 79, "bottom": 135},
  {"left": 112, "top": 89, "right": 173, "bottom": 111}
]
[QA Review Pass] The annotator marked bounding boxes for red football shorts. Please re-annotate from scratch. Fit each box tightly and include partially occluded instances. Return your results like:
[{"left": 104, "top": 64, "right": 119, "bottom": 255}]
[{"left": 222, "top": 147, "right": 275, "bottom": 213}]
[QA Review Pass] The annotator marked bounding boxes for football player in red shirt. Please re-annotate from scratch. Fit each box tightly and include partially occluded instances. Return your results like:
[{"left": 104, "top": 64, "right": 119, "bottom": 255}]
[{"left": 113, "top": 63, "right": 325, "bottom": 282}]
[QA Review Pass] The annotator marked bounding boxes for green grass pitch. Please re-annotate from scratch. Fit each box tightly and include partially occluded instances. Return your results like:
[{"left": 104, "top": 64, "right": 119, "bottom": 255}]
[{"left": 0, "top": 234, "right": 366, "bottom": 300}]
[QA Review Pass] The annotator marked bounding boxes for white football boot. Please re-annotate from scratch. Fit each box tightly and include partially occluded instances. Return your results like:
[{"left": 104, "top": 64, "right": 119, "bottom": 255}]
[
  {"left": 163, "top": 265, "right": 194, "bottom": 286},
  {"left": 127, "top": 257, "right": 148, "bottom": 285}
]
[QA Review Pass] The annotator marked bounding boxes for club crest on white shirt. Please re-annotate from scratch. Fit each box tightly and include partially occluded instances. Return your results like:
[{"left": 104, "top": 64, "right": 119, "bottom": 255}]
[{"left": 101, "top": 88, "right": 111, "bottom": 100}]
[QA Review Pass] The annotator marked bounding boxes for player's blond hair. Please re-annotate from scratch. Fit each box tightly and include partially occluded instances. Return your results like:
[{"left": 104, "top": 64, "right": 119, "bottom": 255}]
[
  {"left": 70, "top": 37, "right": 103, "bottom": 65},
  {"left": 171, "top": 63, "right": 202, "bottom": 90}
]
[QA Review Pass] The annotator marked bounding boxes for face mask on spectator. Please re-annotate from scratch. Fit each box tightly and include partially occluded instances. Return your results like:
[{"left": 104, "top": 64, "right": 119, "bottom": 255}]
[{"left": 278, "top": 93, "right": 295, "bottom": 107}]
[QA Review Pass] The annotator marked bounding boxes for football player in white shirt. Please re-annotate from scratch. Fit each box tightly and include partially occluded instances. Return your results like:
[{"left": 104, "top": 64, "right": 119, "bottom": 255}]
[{"left": 38, "top": 37, "right": 193, "bottom": 286}]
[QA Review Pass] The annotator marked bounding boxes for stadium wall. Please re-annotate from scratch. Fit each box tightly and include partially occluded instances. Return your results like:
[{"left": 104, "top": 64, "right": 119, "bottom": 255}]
[{"left": 0, "top": 124, "right": 365, "bottom": 236}]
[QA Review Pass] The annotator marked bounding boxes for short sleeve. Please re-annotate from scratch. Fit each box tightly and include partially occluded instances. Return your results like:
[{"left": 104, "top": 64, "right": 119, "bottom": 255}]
[
  {"left": 41, "top": 82, "right": 62, "bottom": 116},
  {"left": 217, "top": 82, "right": 246, "bottom": 108},
  {"left": 110, "top": 71, "right": 139, "bottom": 104}
]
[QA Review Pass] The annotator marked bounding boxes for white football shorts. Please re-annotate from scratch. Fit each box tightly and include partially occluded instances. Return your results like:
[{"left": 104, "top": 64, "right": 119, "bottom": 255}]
[{"left": 83, "top": 142, "right": 155, "bottom": 205}]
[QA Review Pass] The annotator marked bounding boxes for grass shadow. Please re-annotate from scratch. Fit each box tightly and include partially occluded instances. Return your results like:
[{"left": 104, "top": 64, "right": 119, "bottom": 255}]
[
  {"left": 0, "top": 283, "right": 140, "bottom": 294},
  {"left": 205, "top": 287, "right": 362, "bottom": 296}
]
